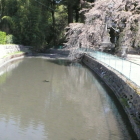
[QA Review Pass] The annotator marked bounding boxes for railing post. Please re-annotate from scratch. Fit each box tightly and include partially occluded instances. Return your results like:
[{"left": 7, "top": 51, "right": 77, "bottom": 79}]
[
  {"left": 109, "top": 54, "right": 110, "bottom": 65},
  {"left": 122, "top": 58, "right": 123, "bottom": 74},
  {"left": 129, "top": 62, "right": 132, "bottom": 79}
]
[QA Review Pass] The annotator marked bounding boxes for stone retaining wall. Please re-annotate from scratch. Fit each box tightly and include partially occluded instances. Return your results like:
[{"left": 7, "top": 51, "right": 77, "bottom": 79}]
[
  {"left": 0, "top": 44, "right": 29, "bottom": 58},
  {"left": 82, "top": 54, "right": 140, "bottom": 139},
  {"left": 0, "top": 44, "right": 30, "bottom": 67}
]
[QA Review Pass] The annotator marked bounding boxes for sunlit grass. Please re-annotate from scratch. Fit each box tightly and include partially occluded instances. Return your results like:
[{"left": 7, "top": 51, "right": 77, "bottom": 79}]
[{"left": 2, "top": 51, "right": 24, "bottom": 58}]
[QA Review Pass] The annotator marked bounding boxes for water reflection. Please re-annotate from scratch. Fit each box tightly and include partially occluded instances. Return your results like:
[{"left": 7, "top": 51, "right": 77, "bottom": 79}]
[
  {"left": 0, "top": 59, "right": 23, "bottom": 85},
  {"left": 0, "top": 58, "right": 137, "bottom": 140}
]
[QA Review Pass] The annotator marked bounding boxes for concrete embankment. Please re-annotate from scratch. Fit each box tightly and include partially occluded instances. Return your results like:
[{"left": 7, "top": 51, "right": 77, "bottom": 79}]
[
  {"left": 82, "top": 54, "right": 140, "bottom": 140},
  {"left": 0, "top": 46, "right": 71, "bottom": 67},
  {"left": 0, "top": 44, "right": 29, "bottom": 67}
]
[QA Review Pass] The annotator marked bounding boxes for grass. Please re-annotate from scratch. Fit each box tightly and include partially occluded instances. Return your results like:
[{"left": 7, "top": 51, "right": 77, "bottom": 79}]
[
  {"left": 2, "top": 51, "right": 25, "bottom": 58},
  {"left": 120, "top": 97, "right": 129, "bottom": 107}
]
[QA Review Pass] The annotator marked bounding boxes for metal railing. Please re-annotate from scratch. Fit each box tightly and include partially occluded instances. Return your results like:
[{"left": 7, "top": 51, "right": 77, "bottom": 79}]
[{"left": 80, "top": 48, "right": 140, "bottom": 87}]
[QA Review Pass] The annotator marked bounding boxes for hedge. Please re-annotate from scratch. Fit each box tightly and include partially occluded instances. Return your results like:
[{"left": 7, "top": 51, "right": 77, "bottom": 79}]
[{"left": 0, "top": 31, "right": 6, "bottom": 44}]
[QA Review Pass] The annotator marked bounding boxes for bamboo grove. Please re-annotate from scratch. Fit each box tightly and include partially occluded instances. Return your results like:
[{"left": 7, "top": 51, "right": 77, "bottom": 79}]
[{"left": 0, "top": 0, "right": 94, "bottom": 51}]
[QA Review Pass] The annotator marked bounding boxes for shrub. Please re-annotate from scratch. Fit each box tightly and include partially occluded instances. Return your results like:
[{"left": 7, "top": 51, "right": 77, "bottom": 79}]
[
  {"left": 0, "top": 31, "right": 6, "bottom": 44},
  {"left": 6, "top": 34, "right": 17, "bottom": 44}
]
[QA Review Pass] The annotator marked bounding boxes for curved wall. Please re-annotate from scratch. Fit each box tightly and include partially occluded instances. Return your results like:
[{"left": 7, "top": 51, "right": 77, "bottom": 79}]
[
  {"left": 0, "top": 44, "right": 29, "bottom": 58},
  {"left": 82, "top": 54, "right": 140, "bottom": 140},
  {"left": 0, "top": 44, "right": 29, "bottom": 67}
]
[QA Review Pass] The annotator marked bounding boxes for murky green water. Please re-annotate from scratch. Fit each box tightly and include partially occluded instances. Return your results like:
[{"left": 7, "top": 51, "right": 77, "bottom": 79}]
[{"left": 0, "top": 58, "right": 137, "bottom": 140}]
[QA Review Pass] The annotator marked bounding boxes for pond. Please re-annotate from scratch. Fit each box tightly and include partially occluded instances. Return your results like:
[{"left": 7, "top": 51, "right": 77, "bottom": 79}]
[{"left": 0, "top": 58, "right": 137, "bottom": 140}]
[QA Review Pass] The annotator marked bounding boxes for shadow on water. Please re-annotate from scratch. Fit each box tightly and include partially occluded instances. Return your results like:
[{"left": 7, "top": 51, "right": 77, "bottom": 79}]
[
  {"left": 82, "top": 63, "right": 138, "bottom": 140},
  {"left": 26, "top": 53, "right": 69, "bottom": 59},
  {"left": 47, "top": 59, "right": 74, "bottom": 66}
]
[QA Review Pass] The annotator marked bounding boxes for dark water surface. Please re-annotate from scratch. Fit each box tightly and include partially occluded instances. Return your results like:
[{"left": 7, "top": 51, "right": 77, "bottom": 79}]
[{"left": 0, "top": 58, "right": 137, "bottom": 140}]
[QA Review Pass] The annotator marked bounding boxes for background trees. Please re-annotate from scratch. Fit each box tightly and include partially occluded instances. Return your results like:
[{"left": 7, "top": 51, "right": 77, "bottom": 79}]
[
  {"left": 0, "top": 0, "right": 93, "bottom": 51},
  {"left": 0, "top": 0, "right": 53, "bottom": 50}
]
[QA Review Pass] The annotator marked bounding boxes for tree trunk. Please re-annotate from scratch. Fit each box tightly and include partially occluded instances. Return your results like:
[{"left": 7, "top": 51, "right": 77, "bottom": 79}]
[
  {"left": 51, "top": 0, "right": 56, "bottom": 46},
  {"left": 75, "top": 8, "right": 79, "bottom": 22},
  {"left": 80, "top": 0, "right": 86, "bottom": 22},
  {"left": 68, "top": 4, "right": 73, "bottom": 23}
]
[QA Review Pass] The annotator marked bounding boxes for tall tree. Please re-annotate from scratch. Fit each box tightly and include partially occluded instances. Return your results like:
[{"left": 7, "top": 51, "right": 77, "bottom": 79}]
[
  {"left": 60, "top": 0, "right": 79, "bottom": 23},
  {"left": 0, "top": 0, "right": 95, "bottom": 49},
  {"left": 0, "top": 0, "right": 55, "bottom": 49},
  {"left": 60, "top": 0, "right": 95, "bottom": 23}
]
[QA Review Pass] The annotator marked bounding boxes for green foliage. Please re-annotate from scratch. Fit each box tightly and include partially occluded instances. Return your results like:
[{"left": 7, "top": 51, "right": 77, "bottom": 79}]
[
  {"left": 0, "top": 31, "right": 6, "bottom": 44},
  {"left": 6, "top": 34, "right": 17, "bottom": 44},
  {"left": 120, "top": 97, "right": 129, "bottom": 107},
  {"left": 1, "top": 16, "right": 14, "bottom": 26},
  {"left": 0, "top": 0, "right": 53, "bottom": 49},
  {"left": 55, "top": 5, "right": 68, "bottom": 45},
  {"left": 0, "top": 0, "right": 88, "bottom": 49}
]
